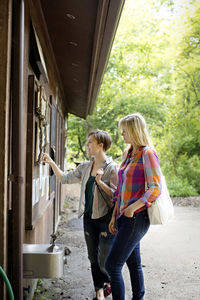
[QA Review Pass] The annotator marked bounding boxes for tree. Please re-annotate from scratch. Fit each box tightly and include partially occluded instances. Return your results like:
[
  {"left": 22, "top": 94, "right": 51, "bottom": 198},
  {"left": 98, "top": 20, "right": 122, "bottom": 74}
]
[
  {"left": 67, "top": 0, "right": 200, "bottom": 196},
  {"left": 158, "top": 0, "right": 200, "bottom": 195}
]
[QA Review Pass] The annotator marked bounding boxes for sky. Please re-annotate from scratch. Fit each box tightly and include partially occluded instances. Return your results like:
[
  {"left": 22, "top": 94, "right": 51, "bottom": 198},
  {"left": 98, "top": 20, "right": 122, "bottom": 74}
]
[{"left": 125, "top": 0, "right": 197, "bottom": 19}]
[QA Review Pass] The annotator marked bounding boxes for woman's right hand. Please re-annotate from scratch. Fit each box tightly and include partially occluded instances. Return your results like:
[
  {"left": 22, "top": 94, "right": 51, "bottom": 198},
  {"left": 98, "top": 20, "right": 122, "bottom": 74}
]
[
  {"left": 109, "top": 215, "right": 118, "bottom": 235},
  {"left": 42, "top": 153, "right": 54, "bottom": 166}
]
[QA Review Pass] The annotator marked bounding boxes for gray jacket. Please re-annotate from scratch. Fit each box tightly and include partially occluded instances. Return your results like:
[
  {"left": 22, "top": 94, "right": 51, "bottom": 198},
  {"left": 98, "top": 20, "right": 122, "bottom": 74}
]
[{"left": 62, "top": 156, "right": 118, "bottom": 219}]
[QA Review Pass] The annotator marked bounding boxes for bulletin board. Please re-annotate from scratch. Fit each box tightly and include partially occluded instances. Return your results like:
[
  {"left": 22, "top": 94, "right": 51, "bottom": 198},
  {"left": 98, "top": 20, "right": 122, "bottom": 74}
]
[{"left": 25, "top": 75, "right": 51, "bottom": 229}]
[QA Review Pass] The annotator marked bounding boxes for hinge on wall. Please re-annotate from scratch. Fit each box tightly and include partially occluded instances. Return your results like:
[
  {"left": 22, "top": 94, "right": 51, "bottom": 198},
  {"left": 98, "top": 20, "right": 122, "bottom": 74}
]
[{"left": 8, "top": 174, "right": 24, "bottom": 183}]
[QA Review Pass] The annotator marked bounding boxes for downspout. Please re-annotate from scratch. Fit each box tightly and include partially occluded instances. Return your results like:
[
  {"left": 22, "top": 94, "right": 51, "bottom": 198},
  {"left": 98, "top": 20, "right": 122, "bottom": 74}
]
[{"left": 10, "top": 0, "right": 24, "bottom": 298}]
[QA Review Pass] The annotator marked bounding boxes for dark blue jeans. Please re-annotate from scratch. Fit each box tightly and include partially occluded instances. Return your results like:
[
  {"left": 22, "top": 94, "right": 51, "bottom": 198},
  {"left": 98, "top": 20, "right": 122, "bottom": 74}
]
[
  {"left": 83, "top": 214, "right": 115, "bottom": 291},
  {"left": 105, "top": 210, "right": 150, "bottom": 300}
]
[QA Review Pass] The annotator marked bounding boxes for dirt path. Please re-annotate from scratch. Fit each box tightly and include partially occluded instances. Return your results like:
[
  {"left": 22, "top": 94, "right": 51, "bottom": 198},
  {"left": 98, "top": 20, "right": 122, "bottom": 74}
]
[{"left": 33, "top": 184, "right": 200, "bottom": 300}]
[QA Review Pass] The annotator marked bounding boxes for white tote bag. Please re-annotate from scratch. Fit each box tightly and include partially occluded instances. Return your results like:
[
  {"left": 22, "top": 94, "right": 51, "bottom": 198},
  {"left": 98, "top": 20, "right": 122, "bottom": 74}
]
[{"left": 143, "top": 154, "right": 174, "bottom": 225}]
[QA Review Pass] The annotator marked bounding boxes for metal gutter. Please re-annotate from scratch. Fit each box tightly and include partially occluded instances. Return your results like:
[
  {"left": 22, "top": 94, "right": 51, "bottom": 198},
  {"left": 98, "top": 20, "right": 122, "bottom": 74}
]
[
  {"left": 86, "top": 0, "right": 109, "bottom": 117},
  {"left": 87, "top": 0, "right": 125, "bottom": 115}
]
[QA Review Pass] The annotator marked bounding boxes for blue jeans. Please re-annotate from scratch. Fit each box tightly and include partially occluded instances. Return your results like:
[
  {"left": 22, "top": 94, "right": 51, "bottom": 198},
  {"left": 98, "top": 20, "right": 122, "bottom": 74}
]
[
  {"left": 83, "top": 214, "right": 115, "bottom": 291},
  {"left": 105, "top": 210, "right": 150, "bottom": 300}
]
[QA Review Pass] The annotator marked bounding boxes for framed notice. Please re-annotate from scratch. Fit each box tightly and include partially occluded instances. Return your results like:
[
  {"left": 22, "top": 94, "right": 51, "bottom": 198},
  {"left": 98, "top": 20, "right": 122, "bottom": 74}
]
[
  {"left": 40, "top": 86, "right": 47, "bottom": 120},
  {"left": 26, "top": 75, "right": 51, "bottom": 230}
]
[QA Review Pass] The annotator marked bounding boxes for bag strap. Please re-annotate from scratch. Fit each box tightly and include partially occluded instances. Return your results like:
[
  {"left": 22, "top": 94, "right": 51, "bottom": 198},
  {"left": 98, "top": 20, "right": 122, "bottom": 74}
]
[
  {"left": 142, "top": 148, "right": 148, "bottom": 191},
  {"left": 94, "top": 162, "right": 113, "bottom": 209},
  {"left": 143, "top": 147, "right": 163, "bottom": 190}
]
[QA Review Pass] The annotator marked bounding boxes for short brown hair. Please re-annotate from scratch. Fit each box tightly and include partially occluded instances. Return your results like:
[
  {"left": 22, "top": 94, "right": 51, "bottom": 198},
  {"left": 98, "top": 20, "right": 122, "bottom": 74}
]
[{"left": 88, "top": 130, "right": 112, "bottom": 151}]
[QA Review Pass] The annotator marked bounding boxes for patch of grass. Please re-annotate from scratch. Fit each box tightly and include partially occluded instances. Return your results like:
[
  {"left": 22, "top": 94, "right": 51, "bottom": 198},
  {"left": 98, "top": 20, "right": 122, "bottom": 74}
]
[
  {"left": 63, "top": 201, "right": 69, "bottom": 209},
  {"left": 37, "top": 279, "right": 44, "bottom": 287}
]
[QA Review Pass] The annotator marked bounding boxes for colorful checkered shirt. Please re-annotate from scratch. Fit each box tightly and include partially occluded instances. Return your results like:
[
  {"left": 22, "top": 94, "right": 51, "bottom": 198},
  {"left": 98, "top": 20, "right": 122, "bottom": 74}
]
[{"left": 114, "top": 146, "right": 161, "bottom": 218}]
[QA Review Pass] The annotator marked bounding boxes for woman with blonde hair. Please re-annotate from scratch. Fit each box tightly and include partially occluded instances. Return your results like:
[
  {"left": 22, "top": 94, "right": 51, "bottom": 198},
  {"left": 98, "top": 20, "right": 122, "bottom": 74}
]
[{"left": 105, "top": 113, "right": 162, "bottom": 300}]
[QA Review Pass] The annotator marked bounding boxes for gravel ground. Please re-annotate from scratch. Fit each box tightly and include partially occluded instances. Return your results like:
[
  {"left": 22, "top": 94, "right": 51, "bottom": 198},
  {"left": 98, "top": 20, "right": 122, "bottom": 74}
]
[{"left": 33, "top": 184, "right": 200, "bottom": 300}]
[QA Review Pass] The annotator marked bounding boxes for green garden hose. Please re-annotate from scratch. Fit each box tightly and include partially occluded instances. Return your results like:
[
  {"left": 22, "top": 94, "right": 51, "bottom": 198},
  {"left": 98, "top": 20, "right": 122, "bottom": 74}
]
[{"left": 0, "top": 266, "right": 15, "bottom": 300}]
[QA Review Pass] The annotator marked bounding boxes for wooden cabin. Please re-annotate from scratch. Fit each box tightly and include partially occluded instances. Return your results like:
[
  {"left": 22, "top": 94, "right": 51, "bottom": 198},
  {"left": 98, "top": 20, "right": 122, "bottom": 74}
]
[{"left": 0, "top": 0, "right": 125, "bottom": 299}]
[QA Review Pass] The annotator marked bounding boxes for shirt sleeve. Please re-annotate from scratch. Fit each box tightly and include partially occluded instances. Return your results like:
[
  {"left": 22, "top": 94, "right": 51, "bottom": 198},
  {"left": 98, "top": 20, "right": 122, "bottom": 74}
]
[
  {"left": 109, "top": 165, "right": 118, "bottom": 196},
  {"left": 140, "top": 148, "right": 161, "bottom": 207},
  {"left": 61, "top": 162, "right": 86, "bottom": 184}
]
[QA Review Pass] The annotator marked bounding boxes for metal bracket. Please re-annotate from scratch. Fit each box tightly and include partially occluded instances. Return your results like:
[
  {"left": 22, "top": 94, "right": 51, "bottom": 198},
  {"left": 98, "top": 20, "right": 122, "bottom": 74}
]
[{"left": 8, "top": 174, "right": 23, "bottom": 183}]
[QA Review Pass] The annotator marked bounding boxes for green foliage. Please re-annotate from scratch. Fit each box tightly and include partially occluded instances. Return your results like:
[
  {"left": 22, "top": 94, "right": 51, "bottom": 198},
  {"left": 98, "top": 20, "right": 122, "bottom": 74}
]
[
  {"left": 165, "top": 175, "right": 198, "bottom": 197},
  {"left": 67, "top": 0, "right": 200, "bottom": 196}
]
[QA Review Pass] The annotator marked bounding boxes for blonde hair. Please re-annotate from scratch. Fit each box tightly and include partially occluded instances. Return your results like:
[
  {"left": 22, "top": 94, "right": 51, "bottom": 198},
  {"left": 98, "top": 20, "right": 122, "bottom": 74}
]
[{"left": 119, "top": 113, "right": 152, "bottom": 148}]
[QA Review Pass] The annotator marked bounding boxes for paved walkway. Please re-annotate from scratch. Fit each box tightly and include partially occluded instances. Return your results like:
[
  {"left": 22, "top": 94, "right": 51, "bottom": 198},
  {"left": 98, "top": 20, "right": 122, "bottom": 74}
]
[
  {"left": 133, "top": 206, "right": 200, "bottom": 299},
  {"left": 33, "top": 205, "right": 200, "bottom": 300}
]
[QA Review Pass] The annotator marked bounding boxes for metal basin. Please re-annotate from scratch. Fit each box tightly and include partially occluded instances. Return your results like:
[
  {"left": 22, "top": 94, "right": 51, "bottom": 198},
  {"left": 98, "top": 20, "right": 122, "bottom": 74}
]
[{"left": 23, "top": 244, "right": 67, "bottom": 278}]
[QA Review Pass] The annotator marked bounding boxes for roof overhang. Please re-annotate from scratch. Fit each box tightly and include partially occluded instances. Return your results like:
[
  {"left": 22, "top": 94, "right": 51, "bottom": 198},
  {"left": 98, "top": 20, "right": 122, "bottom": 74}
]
[{"left": 30, "top": 0, "right": 125, "bottom": 118}]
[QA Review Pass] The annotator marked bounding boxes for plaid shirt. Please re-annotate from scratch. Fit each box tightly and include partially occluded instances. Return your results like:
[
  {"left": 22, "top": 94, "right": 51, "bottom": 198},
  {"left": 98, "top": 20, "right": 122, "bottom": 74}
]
[{"left": 114, "top": 146, "right": 161, "bottom": 218}]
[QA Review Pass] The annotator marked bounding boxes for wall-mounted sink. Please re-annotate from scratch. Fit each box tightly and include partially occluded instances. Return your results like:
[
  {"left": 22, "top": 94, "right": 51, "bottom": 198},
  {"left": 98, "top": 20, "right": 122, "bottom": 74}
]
[{"left": 23, "top": 244, "right": 67, "bottom": 278}]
